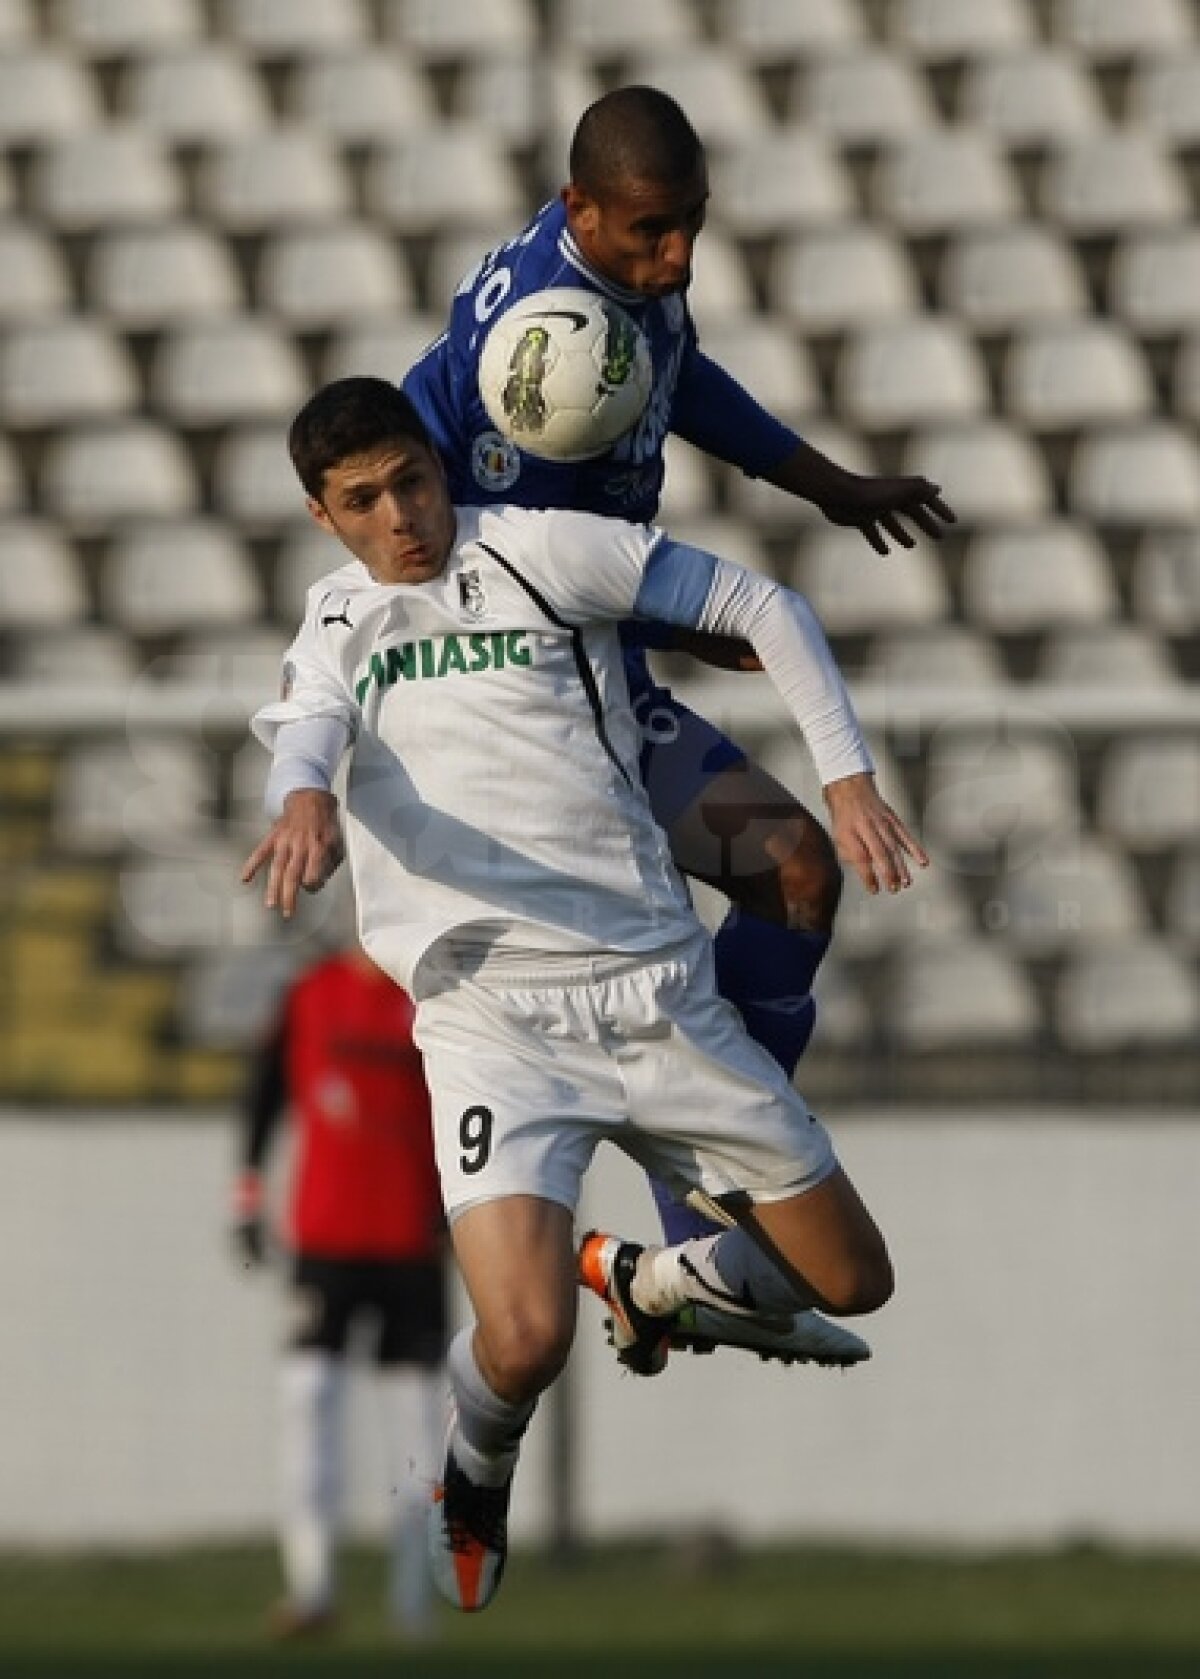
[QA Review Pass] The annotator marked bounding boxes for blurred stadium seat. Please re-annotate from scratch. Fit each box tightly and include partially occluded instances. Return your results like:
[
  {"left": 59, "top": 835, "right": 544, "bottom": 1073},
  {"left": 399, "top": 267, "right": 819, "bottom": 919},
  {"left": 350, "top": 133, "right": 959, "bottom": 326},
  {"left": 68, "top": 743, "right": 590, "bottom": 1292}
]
[
  {"left": 887, "top": 0, "right": 1034, "bottom": 61},
  {"left": 29, "top": 129, "right": 183, "bottom": 229},
  {"left": 1039, "top": 135, "right": 1189, "bottom": 234},
  {"left": 99, "top": 518, "right": 262, "bottom": 634},
  {"left": 52, "top": 737, "right": 215, "bottom": 854},
  {"left": 963, "top": 524, "right": 1117, "bottom": 631},
  {"left": 791, "top": 49, "right": 937, "bottom": 148},
  {"left": 958, "top": 49, "right": 1104, "bottom": 149},
  {"left": 711, "top": 132, "right": 854, "bottom": 234},
  {"left": 40, "top": 422, "right": 198, "bottom": 532},
  {"left": 115, "top": 844, "right": 276, "bottom": 956},
  {"left": 120, "top": 46, "right": 269, "bottom": 142},
  {"left": 0, "top": 438, "right": 23, "bottom": 512},
  {"left": 10, "top": 626, "right": 137, "bottom": 686},
  {"left": 178, "top": 946, "right": 303, "bottom": 1049},
  {"left": 197, "top": 130, "right": 350, "bottom": 230},
  {"left": 1164, "top": 850, "right": 1200, "bottom": 952},
  {"left": 48, "top": 0, "right": 202, "bottom": 54},
  {"left": 1002, "top": 320, "right": 1153, "bottom": 432},
  {"left": 256, "top": 223, "right": 413, "bottom": 327},
  {"left": 887, "top": 938, "right": 1042, "bottom": 1048},
  {"left": 863, "top": 624, "right": 1006, "bottom": 688},
  {"left": 284, "top": 50, "right": 436, "bottom": 143},
  {"left": 790, "top": 526, "right": 949, "bottom": 632},
  {"left": 86, "top": 223, "right": 243, "bottom": 325},
  {"left": 216, "top": 0, "right": 369, "bottom": 56},
  {"left": 1068, "top": 424, "right": 1200, "bottom": 526},
  {"left": 364, "top": 127, "right": 524, "bottom": 233},
  {"left": 1038, "top": 625, "right": 1180, "bottom": 691},
  {"left": 0, "top": 47, "right": 100, "bottom": 143},
  {"left": 1055, "top": 939, "right": 1199, "bottom": 1050},
  {"left": 149, "top": 318, "right": 307, "bottom": 426},
  {"left": 681, "top": 229, "right": 756, "bottom": 321},
  {"left": 453, "top": 55, "right": 600, "bottom": 153},
  {"left": 0, "top": 319, "right": 139, "bottom": 428},
  {"left": 836, "top": 319, "right": 989, "bottom": 432},
  {"left": 626, "top": 47, "right": 772, "bottom": 148},
  {"left": 383, "top": 0, "right": 537, "bottom": 61},
  {"left": 834, "top": 870, "right": 974, "bottom": 959},
  {"left": 723, "top": 0, "right": 866, "bottom": 62},
  {"left": 320, "top": 315, "right": 443, "bottom": 386},
  {"left": 1132, "top": 531, "right": 1200, "bottom": 634},
  {"left": 769, "top": 224, "right": 918, "bottom": 334},
  {"left": 274, "top": 522, "right": 346, "bottom": 621},
  {"left": 939, "top": 223, "right": 1087, "bottom": 331},
  {"left": 1127, "top": 54, "right": 1200, "bottom": 152},
  {"left": 0, "top": 517, "right": 86, "bottom": 627},
  {"left": 903, "top": 422, "right": 1053, "bottom": 523},
  {"left": 984, "top": 834, "right": 1147, "bottom": 955},
  {"left": 922, "top": 726, "right": 1080, "bottom": 855},
  {"left": 0, "top": 220, "right": 71, "bottom": 320},
  {"left": 696, "top": 320, "right": 818, "bottom": 424},
  {"left": 211, "top": 424, "right": 301, "bottom": 529},
  {"left": 1096, "top": 735, "right": 1200, "bottom": 851},
  {"left": 872, "top": 131, "right": 1020, "bottom": 232},
  {"left": 1048, "top": 0, "right": 1193, "bottom": 62},
  {"left": 1109, "top": 228, "right": 1200, "bottom": 337},
  {"left": 550, "top": 0, "right": 694, "bottom": 57}
]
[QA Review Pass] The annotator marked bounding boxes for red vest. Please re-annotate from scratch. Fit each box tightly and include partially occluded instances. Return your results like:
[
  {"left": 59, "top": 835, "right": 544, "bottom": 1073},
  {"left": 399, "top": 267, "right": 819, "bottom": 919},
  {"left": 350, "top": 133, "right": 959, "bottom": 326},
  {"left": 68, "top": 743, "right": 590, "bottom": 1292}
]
[{"left": 283, "top": 955, "right": 442, "bottom": 1258}]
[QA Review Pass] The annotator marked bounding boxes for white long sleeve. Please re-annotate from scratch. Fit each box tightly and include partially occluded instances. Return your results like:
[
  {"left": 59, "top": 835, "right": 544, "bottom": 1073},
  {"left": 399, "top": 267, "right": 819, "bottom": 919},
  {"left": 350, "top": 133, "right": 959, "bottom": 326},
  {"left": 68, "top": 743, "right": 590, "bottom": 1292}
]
[
  {"left": 696, "top": 560, "right": 873, "bottom": 786},
  {"left": 264, "top": 715, "right": 351, "bottom": 819}
]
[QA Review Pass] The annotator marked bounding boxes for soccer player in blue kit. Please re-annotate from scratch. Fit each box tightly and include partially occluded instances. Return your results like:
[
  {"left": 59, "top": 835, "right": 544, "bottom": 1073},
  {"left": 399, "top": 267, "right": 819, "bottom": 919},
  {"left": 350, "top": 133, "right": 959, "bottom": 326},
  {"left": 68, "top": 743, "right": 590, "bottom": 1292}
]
[{"left": 403, "top": 86, "right": 954, "bottom": 1370}]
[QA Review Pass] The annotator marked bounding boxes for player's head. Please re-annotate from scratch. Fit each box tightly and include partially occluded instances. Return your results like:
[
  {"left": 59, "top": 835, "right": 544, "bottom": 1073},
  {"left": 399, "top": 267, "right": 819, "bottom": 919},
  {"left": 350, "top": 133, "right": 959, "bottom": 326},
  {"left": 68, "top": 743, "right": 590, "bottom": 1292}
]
[
  {"left": 562, "top": 85, "right": 708, "bottom": 298},
  {"left": 289, "top": 377, "right": 456, "bottom": 586}
]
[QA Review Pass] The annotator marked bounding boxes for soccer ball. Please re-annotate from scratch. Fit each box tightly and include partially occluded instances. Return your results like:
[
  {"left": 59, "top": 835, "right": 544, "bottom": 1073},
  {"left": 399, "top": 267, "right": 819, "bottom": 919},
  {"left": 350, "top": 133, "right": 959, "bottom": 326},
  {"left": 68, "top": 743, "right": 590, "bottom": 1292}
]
[{"left": 477, "top": 287, "right": 653, "bottom": 462}]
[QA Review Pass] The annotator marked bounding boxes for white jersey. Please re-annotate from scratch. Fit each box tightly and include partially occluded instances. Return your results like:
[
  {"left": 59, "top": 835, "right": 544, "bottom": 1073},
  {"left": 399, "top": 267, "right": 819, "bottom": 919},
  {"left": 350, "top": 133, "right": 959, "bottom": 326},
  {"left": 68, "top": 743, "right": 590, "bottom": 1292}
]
[{"left": 253, "top": 503, "right": 871, "bottom": 996}]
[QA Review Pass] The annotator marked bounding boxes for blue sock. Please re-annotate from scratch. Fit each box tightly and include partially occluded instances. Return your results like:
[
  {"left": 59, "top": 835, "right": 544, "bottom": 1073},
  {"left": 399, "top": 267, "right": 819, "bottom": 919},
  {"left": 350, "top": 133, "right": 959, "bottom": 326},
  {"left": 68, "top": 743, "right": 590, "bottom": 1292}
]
[{"left": 650, "top": 910, "right": 830, "bottom": 1244}]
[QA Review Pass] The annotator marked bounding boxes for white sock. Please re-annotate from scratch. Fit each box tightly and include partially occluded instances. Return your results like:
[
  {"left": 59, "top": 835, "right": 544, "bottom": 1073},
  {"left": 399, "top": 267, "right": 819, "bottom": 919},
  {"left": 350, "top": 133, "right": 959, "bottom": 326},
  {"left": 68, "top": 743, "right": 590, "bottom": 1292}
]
[
  {"left": 445, "top": 1326, "right": 535, "bottom": 1488},
  {"left": 279, "top": 1350, "right": 344, "bottom": 1613},
  {"left": 376, "top": 1363, "right": 442, "bottom": 1635},
  {"left": 634, "top": 1228, "right": 812, "bottom": 1319}
]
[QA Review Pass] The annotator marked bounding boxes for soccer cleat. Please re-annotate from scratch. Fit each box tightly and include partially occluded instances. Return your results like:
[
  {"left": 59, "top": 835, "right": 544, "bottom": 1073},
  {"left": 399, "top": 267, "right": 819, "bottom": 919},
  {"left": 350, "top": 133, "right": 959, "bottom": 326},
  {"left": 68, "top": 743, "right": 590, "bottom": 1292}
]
[
  {"left": 267, "top": 1601, "right": 337, "bottom": 1641},
  {"left": 577, "top": 1230, "right": 677, "bottom": 1376},
  {"left": 427, "top": 1453, "right": 512, "bottom": 1613},
  {"left": 670, "top": 1303, "right": 870, "bottom": 1369}
]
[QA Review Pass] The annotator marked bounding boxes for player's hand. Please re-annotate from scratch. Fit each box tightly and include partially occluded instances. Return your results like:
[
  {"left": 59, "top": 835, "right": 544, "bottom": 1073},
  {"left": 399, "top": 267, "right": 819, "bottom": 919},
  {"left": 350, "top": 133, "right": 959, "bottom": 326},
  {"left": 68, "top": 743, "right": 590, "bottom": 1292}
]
[
  {"left": 816, "top": 471, "right": 957, "bottom": 557},
  {"left": 241, "top": 790, "right": 343, "bottom": 919},
  {"left": 231, "top": 1171, "right": 269, "bottom": 1269},
  {"left": 233, "top": 1214, "right": 268, "bottom": 1268},
  {"left": 823, "top": 771, "right": 930, "bottom": 896}
]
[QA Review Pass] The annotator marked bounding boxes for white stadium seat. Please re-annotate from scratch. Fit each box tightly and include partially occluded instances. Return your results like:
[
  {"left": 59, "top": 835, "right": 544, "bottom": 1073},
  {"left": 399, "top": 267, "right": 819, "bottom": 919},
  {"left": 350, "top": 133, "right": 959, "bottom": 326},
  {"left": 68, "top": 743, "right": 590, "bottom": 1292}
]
[
  {"left": 40, "top": 422, "right": 198, "bottom": 533},
  {"left": 197, "top": 130, "right": 350, "bottom": 231},
  {"left": 726, "top": 420, "right": 873, "bottom": 528},
  {"left": 872, "top": 131, "right": 1020, "bottom": 232},
  {"left": 1169, "top": 332, "right": 1200, "bottom": 426},
  {"left": 789, "top": 526, "right": 949, "bottom": 633},
  {"left": 837, "top": 319, "right": 988, "bottom": 432},
  {"left": 1038, "top": 625, "right": 1179, "bottom": 691},
  {"left": 888, "top": 0, "right": 1034, "bottom": 61},
  {"left": 710, "top": 132, "right": 854, "bottom": 236},
  {"left": 285, "top": 51, "right": 437, "bottom": 144},
  {"left": 164, "top": 629, "right": 291, "bottom": 702},
  {"left": 963, "top": 524, "right": 1117, "bottom": 631},
  {"left": 808, "top": 961, "right": 870, "bottom": 1052},
  {"left": 791, "top": 49, "right": 936, "bottom": 147},
  {"left": 424, "top": 224, "right": 529, "bottom": 317},
  {"left": 29, "top": 129, "right": 182, "bottom": 229},
  {"left": 1127, "top": 55, "right": 1200, "bottom": 152},
  {"left": 723, "top": 0, "right": 865, "bottom": 62},
  {"left": 550, "top": 0, "right": 694, "bottom": 58},
  {"left": 363, "top": 127, "right": 524, "bottom": 234},
  {"left": 49, "top": 0, "right": 201, "bottom": 54},
  {"left": 274, "top": 522, "right": 346, "bottom": 622},
  {"left": 683, "top": 230, "right": 756, "bottom": 321},
  {"left": 0, "top": 0, "right": 33, "bottom": 42},
  {"left": 903, "top": 422, "right": 1052, "bottom": 524},
  {"left": 1055, "top": 940, "right": 1199, "bottom": 1050},
  {"left": 100, "top": 519, "right": 262, "bottom": 634},
  {"left": 663, "top": 518, "right": 772, "bottom": 580},
  {"left": 984, "top": 834, "right": 1147, "bottom": 955},
  {"left": 1096, "top": 734, "right": 1200, "bottom": 851},
  {"left": 384, "top": 0, "right": 536, "bottom": 59},
  {"left": 211, "top": 425, "right": 301, "bottom": 529},
  {"left": 863, "top": 624, "right": 1005, "bottom": 688},
  {"left": 696, "top": 320, "right": 818, "bottom": 424},
  {"left": 0, "top": 319, "right": 138, "bottom": 428},
  {"left": 217, "top": 0, "right": 368, "bottom": 55},
  {"left": 922, "top": 727, "right": 1080, "bottom": 854},
  {"left": 256, "top": 224, "right": 413, "bottom": 327},
  {"left": 1049, "top": 0, "right": 1193, "bottom": 61},
  {"left": 770, "top": 224, "right": 917, "bottom": 334},
  {"left": 1110, "top": 229, "right": 1200, "bottom": 338},
  {"left": 0, "top": 518, "right": 86, "bottom": 627},
  {"left": 835, "top": 871, "right": 973, "bottom": 960},
  {"left": 0, "top": 439, "right": 22, "bottom": 512},
  {"left": 1133, "top": 531, "right": 1200, "bottom": 634},
  {"left": 939, "top": 223, "right": 1087, "bottom": 331},
  {"left": 1164, "top": 850, "right": 1200, "bottom": 952},
  {"left": 887, "top": 938, "right": 1041, "bottom": 1048},
  {"left": 10, "top": 627, "right": 137, "bottom": 687},
  {"left": 321, "top": 315, "right": 443, "bottom": 386},
  {"left": 116, "top": 845, "right": 276, "bottom": 958},
  {"left": 1040, "top": 137, "right": 1189, "bottom": 235},
  {"left": 958, "top": 49, "right": 1104, "bottom": 149},
  {"left": 657, "top": 437, "right": 717, "bottom": 522},
  {"left": 0, "top": 159, "right": 13, "bottom": 217},
  {"left": 52, "top": 738, "right": 215, "bottom": 854},
  {"left": 0, "top": 220, "right": 72, "bottom": 320},
  {"left": 1003, "top": 320, "right": 1153, "bottom": 431},
  {"left": 0, "top": 47, "right": 100, "bottom": 143},
  {"left": 86, "top": 223, "right": 242, "bottom": 325},
  {"left": 627, "top": 47, "right": 772, "bottom": 148},
  {"left": 1068, "top": 424, "right": 1200, "bottom": 526},
  {"left": 454, "top": 55, "right": 600, "bottom": 152},
  {"left": 149, "top": 318, "right": 306, "bottom": 426},
  {"left": 121, "top": 47, "right": 268, "bottom": 143}
]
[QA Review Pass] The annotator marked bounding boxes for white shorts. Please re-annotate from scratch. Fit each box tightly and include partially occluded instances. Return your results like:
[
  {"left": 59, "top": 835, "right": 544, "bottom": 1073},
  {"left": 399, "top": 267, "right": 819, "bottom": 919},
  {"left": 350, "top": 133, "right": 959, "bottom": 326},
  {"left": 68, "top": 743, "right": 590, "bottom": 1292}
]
[{"left": 412, "top": 930, "right": 837, "bottom": 1220}]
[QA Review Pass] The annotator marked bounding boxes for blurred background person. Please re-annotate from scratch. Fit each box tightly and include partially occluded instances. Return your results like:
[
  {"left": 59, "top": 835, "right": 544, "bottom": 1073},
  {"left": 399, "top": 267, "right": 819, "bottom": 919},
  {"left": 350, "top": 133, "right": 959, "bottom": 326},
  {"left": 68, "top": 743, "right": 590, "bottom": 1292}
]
[{"left": 231, "top": 940, "right": 447, "bottom": 1642}]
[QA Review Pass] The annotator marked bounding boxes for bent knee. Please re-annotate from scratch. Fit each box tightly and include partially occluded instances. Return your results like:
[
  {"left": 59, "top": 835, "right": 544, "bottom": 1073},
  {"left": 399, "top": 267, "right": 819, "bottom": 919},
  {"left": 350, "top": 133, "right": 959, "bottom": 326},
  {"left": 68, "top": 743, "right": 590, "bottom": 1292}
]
[
  {"left": 776, "top": 821, "right": 843, "bottom": 936},
  {"left": 481, "top": 1309, "right": 573, "bottom": 1403},
  {"left": 818, "top": 1249, "right": 894, "bottom": 1317}
]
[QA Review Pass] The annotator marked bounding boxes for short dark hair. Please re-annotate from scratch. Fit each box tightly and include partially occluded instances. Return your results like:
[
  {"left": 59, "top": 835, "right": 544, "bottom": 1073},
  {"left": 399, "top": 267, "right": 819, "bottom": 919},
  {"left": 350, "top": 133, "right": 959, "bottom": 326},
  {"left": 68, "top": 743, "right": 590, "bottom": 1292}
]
[
  {"left": 569, "top": 85, "right": 704, "bottom": 200},
  {"left": 288, "top": 377, "right": 433, "bottom": 500}
]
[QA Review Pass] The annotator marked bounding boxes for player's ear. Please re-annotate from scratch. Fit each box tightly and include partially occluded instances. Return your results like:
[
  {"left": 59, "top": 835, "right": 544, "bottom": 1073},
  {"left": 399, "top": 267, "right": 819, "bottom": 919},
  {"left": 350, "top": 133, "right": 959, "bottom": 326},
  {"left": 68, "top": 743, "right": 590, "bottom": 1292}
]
[
  {"left": 562, "top": 181, "right": 599, "bottom": 238},
  {"left": 306, "top": 494, "right": 334, "bottom": 533}
]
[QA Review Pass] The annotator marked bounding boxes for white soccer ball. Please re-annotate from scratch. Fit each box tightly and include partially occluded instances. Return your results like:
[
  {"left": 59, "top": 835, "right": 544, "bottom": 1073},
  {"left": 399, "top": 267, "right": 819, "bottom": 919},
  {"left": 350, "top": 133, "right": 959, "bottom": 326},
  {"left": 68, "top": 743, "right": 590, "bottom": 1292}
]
[{"left": 477, "top": 286, "right": 653, "bottom": 462}]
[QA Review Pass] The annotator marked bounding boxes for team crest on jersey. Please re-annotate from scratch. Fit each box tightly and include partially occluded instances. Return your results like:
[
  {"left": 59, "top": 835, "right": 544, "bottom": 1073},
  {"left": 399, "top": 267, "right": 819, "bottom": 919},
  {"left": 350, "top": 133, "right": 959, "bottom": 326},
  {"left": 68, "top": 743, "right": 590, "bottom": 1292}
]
[
  {"left": 472, "top": 429, "right": 522, "bottom": 492},
  {"left": 458, "top": 567, "right": 487, "bottom": 618}
]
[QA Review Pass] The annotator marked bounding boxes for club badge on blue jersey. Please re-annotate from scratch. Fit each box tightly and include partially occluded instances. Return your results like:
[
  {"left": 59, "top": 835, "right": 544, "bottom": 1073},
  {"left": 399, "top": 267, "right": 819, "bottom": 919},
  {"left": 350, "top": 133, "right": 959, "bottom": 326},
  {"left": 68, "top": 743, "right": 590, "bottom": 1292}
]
[{"left": 471, "top": 429, "right": 522, "bottom": 493}]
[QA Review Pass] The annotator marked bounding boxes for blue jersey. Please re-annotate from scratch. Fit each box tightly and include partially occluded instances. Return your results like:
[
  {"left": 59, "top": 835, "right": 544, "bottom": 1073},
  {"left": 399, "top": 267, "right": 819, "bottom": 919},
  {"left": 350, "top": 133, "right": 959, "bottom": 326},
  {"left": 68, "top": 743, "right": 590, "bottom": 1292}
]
[{"left": 403, "top": 199, "right": 798, "bottom": 526}]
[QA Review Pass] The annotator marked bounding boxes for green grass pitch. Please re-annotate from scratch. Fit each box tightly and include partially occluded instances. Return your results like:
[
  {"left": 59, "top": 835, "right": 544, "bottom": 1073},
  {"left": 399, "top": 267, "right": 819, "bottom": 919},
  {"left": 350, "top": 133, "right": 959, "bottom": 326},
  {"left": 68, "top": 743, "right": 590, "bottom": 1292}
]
[{"left": 0, "top": 1543, "right": 1198, "bottom": 1678}]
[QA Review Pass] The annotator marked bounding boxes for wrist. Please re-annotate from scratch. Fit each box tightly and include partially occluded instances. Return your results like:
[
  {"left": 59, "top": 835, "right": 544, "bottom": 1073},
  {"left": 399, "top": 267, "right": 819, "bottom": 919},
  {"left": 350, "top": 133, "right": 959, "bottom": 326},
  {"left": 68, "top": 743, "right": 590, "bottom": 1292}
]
[{"left": 232, "top": 1170, "right": 265, "bottom": 1219}]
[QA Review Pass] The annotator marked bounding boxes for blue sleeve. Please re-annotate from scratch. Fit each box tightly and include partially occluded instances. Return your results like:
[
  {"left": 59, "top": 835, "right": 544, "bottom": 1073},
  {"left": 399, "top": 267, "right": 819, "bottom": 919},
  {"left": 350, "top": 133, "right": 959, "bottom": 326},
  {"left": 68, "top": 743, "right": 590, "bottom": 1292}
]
[
  {"left": 402, "top": 333, "right": 478, "bottom": 502},
  {"left": 632, "top": 538, "right": 720, "bottom": 628},
  {"left": 672, "top": 350, "right": 800, "bottom": 477}
]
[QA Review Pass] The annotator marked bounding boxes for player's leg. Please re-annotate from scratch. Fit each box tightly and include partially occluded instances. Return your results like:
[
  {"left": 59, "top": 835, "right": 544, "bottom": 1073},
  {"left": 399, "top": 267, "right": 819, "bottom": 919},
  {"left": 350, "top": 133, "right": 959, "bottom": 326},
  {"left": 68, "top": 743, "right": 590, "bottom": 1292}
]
[
  {"left": 375, "top": 1259, "right": 447, "bottom": 1638},
  {"left": 273, "top": 1255, "right": 354, "bottom": 1637}
]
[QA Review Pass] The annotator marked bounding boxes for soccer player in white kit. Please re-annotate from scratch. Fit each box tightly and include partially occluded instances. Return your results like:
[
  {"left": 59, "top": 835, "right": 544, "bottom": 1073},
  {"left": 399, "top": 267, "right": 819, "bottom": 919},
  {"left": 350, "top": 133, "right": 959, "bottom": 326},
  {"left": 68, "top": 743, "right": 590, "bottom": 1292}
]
[{"left": 243, "top": 378, "right": 928, "bottom": 1614}]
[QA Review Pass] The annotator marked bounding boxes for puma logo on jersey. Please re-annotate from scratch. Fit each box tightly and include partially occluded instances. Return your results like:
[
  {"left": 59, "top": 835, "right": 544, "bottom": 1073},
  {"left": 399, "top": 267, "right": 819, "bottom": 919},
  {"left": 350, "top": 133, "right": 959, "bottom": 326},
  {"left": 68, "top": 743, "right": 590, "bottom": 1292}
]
[
  {"left": 355, "top": 631, "right": 532, "bottom": 704},
  {"left": 322, "top": 604, "right": 353, "bottom": 629}
]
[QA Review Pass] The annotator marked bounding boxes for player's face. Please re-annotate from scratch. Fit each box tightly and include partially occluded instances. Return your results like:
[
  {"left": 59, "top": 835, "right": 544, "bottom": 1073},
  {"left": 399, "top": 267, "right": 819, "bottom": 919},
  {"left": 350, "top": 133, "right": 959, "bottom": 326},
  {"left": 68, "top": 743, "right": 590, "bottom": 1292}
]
[
  {"left": 564, "top": 167, "right": 709, "bottom": 297},
  {"left": 308, "top": 441, "right": 457, "bottom": 586}
]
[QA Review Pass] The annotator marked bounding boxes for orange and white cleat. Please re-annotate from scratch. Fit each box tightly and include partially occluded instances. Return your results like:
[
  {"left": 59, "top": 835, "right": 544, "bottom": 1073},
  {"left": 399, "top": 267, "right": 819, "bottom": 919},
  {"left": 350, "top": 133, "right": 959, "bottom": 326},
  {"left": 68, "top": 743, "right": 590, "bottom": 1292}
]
[
  {"left": 427, "top": 1454, "right": 512, "bottom": 1613},
  {"left": 577, "top": 1230, "right": 677, "bottom": 1377}
]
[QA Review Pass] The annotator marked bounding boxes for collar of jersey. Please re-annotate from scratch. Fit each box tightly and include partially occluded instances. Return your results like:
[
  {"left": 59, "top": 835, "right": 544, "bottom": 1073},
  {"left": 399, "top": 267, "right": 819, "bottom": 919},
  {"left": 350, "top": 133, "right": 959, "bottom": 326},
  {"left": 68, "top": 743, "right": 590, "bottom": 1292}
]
[{"left": 557, "top": 225, "right": 646, "bottom": 310}]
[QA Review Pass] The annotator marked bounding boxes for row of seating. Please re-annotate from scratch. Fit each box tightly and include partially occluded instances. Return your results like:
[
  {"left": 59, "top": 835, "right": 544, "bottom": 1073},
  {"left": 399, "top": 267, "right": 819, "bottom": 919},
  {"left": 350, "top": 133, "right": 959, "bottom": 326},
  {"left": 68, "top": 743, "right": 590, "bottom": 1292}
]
[{"left": 8, "top": 0, "right": 1199, "bottom": 67}]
